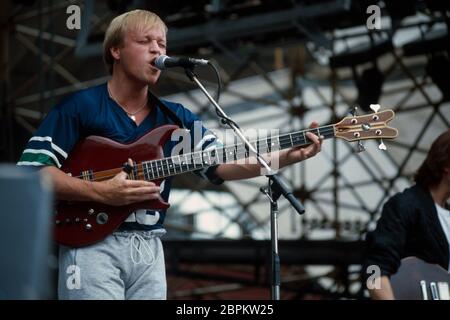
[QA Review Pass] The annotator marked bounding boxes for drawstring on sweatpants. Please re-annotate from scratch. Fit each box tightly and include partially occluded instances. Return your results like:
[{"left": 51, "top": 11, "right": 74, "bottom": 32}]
[{"left": 129, "top": 233, "right": 155, "bottom": 266}]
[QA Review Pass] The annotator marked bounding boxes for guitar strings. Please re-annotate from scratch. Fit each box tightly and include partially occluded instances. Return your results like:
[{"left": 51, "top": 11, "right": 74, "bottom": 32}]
[
  {"left": 73, "top": 126, "right": 336, "bottom": 181},
  {"left": 74, "top": 126, "right": 336, "bottom": 181}
]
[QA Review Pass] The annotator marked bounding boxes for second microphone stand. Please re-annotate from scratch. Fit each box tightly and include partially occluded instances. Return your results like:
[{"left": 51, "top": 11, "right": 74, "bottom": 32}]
[{"left": 183, "top": 67, "right": 306, "bottom": 300}]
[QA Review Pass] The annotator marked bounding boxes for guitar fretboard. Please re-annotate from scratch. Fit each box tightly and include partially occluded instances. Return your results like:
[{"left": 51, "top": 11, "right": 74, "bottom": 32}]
[{"left": 138, "top": 125, "right": 335, "bottom": 180}]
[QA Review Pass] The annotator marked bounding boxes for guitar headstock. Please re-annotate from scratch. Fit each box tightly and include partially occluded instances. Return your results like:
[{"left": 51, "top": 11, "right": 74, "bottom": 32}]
[{"left": 335, "top": 105, "right": 398, "bottom": 150}]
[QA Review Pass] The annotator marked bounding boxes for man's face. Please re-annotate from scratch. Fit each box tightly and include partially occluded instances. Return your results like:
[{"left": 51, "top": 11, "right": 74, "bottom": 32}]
[{"left": 114, "top": 25, "right": 167, "bottom": 85}]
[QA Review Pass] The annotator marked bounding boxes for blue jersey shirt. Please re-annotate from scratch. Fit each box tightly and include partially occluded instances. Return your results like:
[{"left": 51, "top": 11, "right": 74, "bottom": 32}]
[{"left": 18, "top": 83, "right": 223, "bottom": 231}]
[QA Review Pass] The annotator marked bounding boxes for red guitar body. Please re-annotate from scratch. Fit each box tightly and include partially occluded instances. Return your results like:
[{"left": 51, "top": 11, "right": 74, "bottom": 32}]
[{"left": 54, "top": 125, "right": 179, "bottom": 247}]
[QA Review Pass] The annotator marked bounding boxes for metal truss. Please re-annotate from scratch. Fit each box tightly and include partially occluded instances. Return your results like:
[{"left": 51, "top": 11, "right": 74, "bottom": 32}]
[{"left": 157, "top": 6, "right": 450, "bottom": 298}]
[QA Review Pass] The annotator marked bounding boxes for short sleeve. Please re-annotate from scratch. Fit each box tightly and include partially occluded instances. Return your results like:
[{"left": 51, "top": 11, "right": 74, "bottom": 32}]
[
  {"left": 17, "top": 106, "right": 80, "bottom": 168},
  {"left": 191, "top": 121, "right": 224, "bottom": 185},
  {"left": 171, "top": 102, "right": 224, "bottom": 185}
]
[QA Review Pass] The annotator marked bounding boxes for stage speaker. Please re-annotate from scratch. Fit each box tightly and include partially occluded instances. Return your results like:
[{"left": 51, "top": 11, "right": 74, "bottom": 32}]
[{"left": 0, "top": 164, "right": 53, "bottom": 299}]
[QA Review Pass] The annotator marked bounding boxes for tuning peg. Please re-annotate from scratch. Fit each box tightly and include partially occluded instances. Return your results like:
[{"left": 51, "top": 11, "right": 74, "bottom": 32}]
[
  {"left": 378, "top": 139, "right": 387, "bottom": 151},
  {"left": 349, "top": 105, "right": 359, "bottom": 116},
  {"left": 370, "top": 104, "right": 381, "bottom": 113},
  {"left": 355, "top": 141, "right": 366, "bottom": 153}
]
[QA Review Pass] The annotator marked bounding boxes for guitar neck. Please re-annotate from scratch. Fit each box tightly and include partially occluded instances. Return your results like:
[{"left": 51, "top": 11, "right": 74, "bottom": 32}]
[{"left": 138, "top": 124, "right": 336, "bottom": 180}]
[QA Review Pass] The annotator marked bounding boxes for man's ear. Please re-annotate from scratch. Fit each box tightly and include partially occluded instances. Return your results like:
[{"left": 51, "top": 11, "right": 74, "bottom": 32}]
[{"left": 110, "top": 46, "right": 120, "bottom": 61}]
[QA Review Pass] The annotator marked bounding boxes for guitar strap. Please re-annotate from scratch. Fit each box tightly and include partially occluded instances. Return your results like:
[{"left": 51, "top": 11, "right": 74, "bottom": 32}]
[{"left": 148, "top": 90, "right": 186, "bottom": 129}]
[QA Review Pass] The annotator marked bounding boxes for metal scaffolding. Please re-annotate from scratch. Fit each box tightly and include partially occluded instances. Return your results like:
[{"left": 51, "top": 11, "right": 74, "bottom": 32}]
[{"left": 3, "top": 0, "right": 449, "bottom": 299}]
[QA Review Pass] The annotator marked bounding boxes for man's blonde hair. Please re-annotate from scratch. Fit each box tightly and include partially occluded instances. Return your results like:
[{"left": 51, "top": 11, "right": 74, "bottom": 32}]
[{"left": 103, "top": 10, "right": 167, "bottom": 74}]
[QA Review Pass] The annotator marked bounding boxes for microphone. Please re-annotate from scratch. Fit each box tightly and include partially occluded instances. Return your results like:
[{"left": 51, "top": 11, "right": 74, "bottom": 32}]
[{"left": 155, "top": 55, "right": 209, "bottom": 70}]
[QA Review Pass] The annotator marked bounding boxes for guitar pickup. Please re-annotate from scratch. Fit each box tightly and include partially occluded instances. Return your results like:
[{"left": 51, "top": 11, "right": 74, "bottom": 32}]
[
  {"left": 420, "top": 280, "right": 428, "bottom": 300},
  {"left": 430, "top": 282, "right": 439, "bottom": 300},
  {"left": 438, "top": 282, "right": 450, "bottom": 300}
]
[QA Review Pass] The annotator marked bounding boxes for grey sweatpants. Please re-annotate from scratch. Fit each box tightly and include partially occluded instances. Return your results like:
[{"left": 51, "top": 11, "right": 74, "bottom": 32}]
[{"left": 58, "top": 229, "right": 167, "bottom": 300}]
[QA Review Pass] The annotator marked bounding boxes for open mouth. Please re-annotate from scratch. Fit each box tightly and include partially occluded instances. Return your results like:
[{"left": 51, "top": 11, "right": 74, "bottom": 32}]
[
  {"left": 150, "top": 56, "right": 160, "bottom": 66},
  {"left": 149, "top": 58, "right": 160, "bottom": 71}
]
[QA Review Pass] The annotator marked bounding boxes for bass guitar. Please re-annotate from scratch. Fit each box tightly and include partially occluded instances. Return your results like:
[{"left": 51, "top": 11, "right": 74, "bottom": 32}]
[{"left": 55, "top": 106, "right": 398, "bottom": 247}]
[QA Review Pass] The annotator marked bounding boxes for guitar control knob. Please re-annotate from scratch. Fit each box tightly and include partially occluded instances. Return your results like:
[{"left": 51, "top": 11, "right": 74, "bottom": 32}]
[
  {"left": 75, "top": 218, "right": 80, "bottom": 223},
  {"left": 55, "top": 220, "right": 61, "bottom": 225},
  {"left": 88, "top": 209, "right": 95, "bottom": 215},
  {"left": 96, "top": 212, "right": 109, "bottom": 225},
  {"left": 85, "top": 224, "right": 92, "bottom": 230},
  {"left": 65, "top": 218, "right": 71, "bottom": 223}
]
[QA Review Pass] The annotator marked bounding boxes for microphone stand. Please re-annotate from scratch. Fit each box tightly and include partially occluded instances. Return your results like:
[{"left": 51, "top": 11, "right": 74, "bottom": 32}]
[{"left": 183, "top": 67, "right": 305, "bottom": 300}]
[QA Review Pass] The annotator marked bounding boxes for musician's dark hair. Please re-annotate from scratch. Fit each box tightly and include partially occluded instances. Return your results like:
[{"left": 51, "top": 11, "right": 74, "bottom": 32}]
[{"left": 415, "top": 129, "right": 450, "bottom": 188}]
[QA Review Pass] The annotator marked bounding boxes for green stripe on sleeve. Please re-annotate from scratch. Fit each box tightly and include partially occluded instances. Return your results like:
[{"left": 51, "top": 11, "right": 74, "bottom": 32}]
[{"left": 19, "top": 152, "right": 57, "bottom": 166}]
